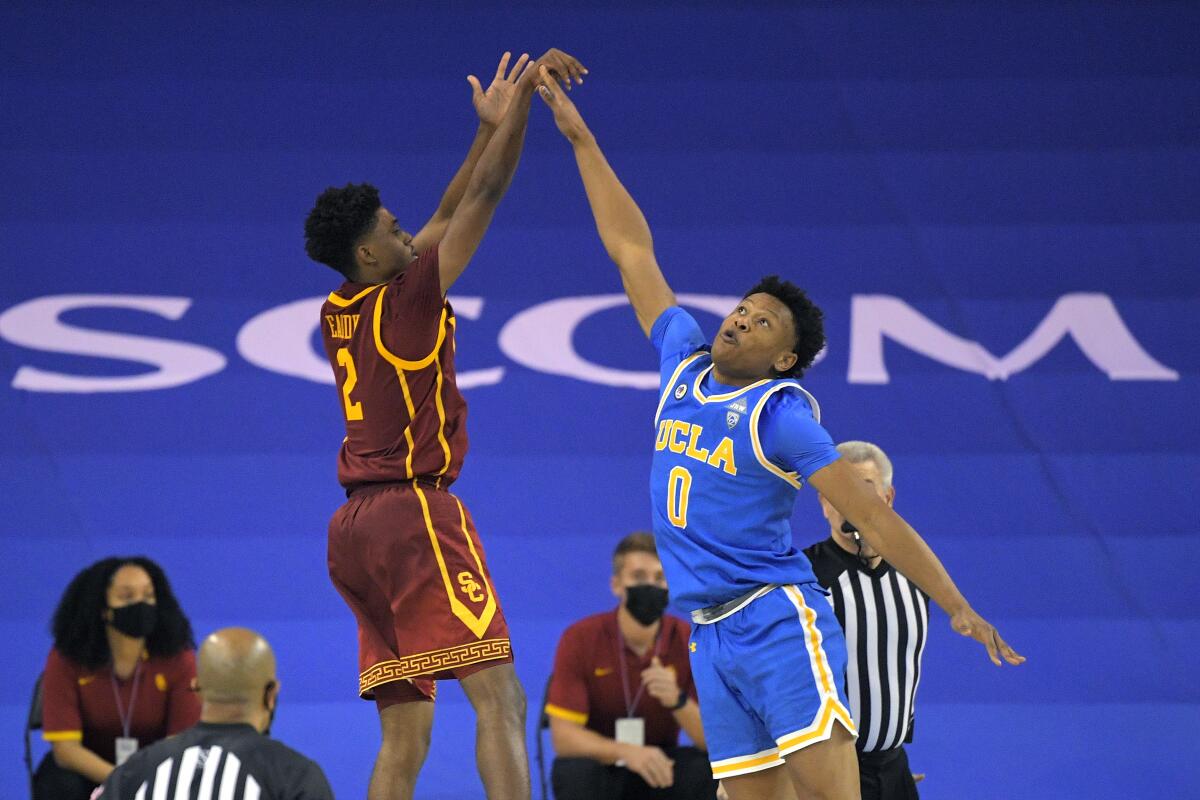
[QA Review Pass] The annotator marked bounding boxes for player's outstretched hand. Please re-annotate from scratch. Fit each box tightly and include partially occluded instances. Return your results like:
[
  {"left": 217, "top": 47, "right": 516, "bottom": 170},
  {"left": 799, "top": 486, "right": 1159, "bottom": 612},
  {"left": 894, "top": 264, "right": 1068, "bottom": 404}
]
[
  {"left": 536, "top": 65, "right": 590, "bottom": 143},
  {"left": 536, "top": 47, "right": 587, "bottom": 91},
  {"left": 468, "top": 51, "right": 532, "bottom": 127},
  {"left": 950, "top": 606, "right": 1025, "bottom": 666}
]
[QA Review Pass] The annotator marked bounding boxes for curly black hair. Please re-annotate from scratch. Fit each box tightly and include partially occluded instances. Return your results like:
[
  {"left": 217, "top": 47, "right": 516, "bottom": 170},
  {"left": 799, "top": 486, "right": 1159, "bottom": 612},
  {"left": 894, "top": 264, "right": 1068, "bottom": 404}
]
[
  {"left": 743, "top": 275, "right": 826, "bottom": 379},
  {"left": 51, "top": 557, "right": 196, "bottom": 670},
  {"left": 303, "top": 182, "right": 382, "bottom": 278}
]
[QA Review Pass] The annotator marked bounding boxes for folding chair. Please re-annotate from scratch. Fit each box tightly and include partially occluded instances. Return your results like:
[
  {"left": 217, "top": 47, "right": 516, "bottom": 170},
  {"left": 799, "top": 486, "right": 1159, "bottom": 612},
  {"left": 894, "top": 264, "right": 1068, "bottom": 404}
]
[
  {"left": 24, "top": 672, "right": 44, "bottom": 799},
  {"left": 534, "top": 673, "right": 553, "bottom": 800}
]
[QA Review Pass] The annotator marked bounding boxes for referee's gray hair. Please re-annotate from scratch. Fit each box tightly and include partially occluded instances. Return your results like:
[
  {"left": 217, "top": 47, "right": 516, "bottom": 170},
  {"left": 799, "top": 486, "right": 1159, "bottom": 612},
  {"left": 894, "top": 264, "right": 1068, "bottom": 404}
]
[{"left": 836, "top": 440, "right": 894, "bottom": 487}]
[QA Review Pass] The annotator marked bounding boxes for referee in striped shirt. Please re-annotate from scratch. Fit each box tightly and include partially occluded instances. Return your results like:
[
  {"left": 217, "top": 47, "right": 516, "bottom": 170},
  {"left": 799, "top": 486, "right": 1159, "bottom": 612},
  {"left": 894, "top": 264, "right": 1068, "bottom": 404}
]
[
  {"left": 95, "top": 627, "right": 332, "bottom": 800},
  {"left": 804, "top": 441, "right": 929, "bottom": 800}
]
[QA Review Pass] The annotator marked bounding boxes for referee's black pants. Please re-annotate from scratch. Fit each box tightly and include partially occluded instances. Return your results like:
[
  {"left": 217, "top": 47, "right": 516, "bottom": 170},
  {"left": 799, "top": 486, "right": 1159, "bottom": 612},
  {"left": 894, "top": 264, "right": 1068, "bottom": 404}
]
[
  {"left": 552, "top": 746, "right": 717, "bottom": 800},
  {"left": 858, "top": 746, "right": 919, "bottom": 800}
]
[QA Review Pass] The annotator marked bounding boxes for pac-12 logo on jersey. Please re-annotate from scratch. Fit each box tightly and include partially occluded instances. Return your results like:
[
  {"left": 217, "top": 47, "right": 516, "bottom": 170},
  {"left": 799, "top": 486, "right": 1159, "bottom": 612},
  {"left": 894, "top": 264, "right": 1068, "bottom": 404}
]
[
  {"left": 725, "top": 397, "right": 747, "bottom": 429},
  {"left": 674, "top": 384, "right": 688, "bottom": 400}
]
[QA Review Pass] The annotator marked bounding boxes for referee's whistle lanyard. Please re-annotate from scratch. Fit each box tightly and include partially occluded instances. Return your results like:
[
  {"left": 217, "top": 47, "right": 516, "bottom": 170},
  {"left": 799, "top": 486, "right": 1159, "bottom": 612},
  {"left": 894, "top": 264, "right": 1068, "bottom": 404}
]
[
  {"left": 110, "top": 658, "right": 144, "bottom": 739},
  {"left": 616, "top": 621, "right": 665, "bottom": 718}
]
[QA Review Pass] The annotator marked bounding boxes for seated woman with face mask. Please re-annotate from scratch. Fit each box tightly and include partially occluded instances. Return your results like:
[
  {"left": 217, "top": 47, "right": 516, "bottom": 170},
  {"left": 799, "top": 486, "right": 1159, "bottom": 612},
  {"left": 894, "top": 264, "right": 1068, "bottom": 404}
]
[{"left": 36, "top": 557, "right": 201, "bottom": 800}]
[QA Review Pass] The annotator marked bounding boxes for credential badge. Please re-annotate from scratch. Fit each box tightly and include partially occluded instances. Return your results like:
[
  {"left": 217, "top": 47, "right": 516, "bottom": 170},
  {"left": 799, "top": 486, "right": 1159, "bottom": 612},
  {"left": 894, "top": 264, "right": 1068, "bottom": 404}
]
[{"left": 674, "top": 383, "right": 687, "bottom": 400}]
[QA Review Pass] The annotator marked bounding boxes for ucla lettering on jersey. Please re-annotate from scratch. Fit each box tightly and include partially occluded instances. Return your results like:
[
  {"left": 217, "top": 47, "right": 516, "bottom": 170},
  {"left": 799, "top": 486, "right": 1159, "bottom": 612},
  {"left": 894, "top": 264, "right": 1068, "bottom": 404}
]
[{"left": 649, "top": 307, "right": 841, "bottom": 612}]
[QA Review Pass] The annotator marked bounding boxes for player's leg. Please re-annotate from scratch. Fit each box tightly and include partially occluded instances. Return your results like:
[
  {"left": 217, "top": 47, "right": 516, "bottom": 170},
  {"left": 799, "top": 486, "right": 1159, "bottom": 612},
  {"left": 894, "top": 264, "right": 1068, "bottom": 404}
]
[
  {"left": 781, "top": 721, "right": 859, "bottom": 799},
  {"left": 459, "top": 661, "right": 530, "bottom": 800},
  {"left": 328, "top": 491, "right": 438, "bottom": 800},
  {"left": 724, "top": 584, "right": 860, "bottom": 800},
  {"left": 720, "top": 765, "right": 794, "bottom": 800},
  {"left": 689, "top": 621, "right": 787, "bottom": 800},
  {"left": 370, "top": 682, "right": 436, "bottom": 800}
]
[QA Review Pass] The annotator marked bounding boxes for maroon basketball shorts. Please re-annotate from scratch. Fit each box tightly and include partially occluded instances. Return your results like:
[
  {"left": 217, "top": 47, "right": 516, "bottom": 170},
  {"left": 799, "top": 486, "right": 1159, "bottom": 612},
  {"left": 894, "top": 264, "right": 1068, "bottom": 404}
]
[{"left": 327, "top": 481, "right": 513, "bottom": 704}]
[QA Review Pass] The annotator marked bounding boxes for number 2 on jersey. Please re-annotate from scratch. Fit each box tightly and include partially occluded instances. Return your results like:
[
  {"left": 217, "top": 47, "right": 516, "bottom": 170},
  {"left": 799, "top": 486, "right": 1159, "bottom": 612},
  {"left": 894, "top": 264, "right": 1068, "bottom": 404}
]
[
  {"left": 336, "top": 348, "right": 364, "bottom": 421},
  {"left": 667, "top": 466, "right": 692, "bottom": 528}
]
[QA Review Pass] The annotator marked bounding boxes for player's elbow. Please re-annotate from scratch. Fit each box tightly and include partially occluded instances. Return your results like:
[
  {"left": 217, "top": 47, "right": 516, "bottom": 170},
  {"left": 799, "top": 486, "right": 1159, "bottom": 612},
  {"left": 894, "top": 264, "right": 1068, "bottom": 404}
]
[{"left": 608, "top": 241, "right": 656, "bottom": 274}]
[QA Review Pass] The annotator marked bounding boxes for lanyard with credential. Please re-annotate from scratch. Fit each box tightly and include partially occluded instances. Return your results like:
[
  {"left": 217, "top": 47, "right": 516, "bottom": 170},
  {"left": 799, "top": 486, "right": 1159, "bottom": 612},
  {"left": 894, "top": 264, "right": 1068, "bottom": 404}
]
[
  {"left": 615, "top": 623, "right": 665, "bottom": 718},
  {"left": 110, "top": 659, "right": 143, "bottom": 739}
]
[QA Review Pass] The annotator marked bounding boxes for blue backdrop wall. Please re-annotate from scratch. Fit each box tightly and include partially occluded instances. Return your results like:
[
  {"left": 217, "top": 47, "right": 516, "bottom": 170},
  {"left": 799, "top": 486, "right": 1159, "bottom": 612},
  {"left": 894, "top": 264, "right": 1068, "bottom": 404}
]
[{"left": 2, "top": 2, "right": 1197, "bottom": 798}]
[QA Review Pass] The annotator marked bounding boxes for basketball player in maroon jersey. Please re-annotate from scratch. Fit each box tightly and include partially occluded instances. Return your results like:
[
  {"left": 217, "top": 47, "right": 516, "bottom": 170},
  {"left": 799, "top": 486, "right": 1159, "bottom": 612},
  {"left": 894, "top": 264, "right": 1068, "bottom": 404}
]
[{"left": 303, "top": 50, "right": 586, "bottom": 800}]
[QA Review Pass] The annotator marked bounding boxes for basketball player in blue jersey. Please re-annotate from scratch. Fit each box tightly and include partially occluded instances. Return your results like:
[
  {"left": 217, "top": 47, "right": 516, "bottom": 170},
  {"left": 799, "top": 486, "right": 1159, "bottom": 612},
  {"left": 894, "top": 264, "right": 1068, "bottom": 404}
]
[{"left": 536, "top": 67, "right": 1024, "bottom": 800}]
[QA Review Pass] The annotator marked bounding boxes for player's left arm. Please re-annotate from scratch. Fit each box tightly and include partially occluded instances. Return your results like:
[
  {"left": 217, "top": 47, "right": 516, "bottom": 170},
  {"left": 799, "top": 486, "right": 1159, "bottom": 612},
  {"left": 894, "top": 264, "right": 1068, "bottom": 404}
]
[
  {"left": 807, "top": 459, "right": 1025, "bottom": 666},
  {"left": 412, "top": 49, "right": 586, "bottom": 255}
]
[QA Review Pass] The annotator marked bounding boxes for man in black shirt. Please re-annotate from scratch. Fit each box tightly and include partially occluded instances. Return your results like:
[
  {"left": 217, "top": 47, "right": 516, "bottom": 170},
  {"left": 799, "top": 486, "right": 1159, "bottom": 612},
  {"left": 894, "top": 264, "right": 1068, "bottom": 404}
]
[
  {"left": 95, "top": 627, "right": 333, "bottom": 800},
  {"left": 804, "top": 442, "right": 929, "bottom": 800}
]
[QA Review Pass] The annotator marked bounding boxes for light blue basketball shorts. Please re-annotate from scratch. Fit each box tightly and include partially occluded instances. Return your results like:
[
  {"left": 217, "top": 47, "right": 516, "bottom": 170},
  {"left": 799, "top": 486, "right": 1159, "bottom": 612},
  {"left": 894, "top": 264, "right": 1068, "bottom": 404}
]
[{"left": 688, "top": 583, "right": 857, "bottom": 780}]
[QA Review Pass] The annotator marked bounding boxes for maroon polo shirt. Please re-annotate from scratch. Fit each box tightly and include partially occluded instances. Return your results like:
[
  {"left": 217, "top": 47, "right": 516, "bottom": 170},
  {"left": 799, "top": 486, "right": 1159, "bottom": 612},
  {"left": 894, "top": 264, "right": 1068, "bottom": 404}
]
[
  {"left": 42, "top": 647, "right": 200, "bottom": 763},
  {"left": 546, "top": 609, "right": 697, "bottom": 749}
]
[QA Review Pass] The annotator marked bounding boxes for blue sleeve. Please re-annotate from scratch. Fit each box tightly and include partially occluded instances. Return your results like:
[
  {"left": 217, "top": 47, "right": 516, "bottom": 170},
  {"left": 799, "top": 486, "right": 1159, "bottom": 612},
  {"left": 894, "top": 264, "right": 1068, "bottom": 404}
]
[
  {"left": 649, "top": 306, "right": 707, "bottom": 388},
  {"left": 760, "top": 391, "right": 841, "bottom": 480}
]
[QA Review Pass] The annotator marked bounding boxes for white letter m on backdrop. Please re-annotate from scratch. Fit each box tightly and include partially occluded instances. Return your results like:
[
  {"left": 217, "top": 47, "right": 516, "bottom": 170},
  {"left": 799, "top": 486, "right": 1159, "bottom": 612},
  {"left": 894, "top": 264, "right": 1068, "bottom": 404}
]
[{"left": 848, "top": 293, "right": 1179, "bottom": 384}]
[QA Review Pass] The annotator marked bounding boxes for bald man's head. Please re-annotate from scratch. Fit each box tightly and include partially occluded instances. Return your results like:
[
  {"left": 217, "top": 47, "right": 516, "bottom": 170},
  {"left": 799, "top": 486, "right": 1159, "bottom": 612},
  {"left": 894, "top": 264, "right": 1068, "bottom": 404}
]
[{"left": 197, "top": 627, "right": 277, "bottom": 705}]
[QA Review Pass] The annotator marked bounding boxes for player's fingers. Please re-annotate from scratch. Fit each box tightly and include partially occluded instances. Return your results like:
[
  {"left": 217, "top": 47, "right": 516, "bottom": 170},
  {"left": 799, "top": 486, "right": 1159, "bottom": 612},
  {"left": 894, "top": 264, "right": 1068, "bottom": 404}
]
[
  {"left": 492, "top": 51, "right": 511, "bottom": 84},
  {"left": 913, "top": 773, "right": 926, "bottom": 783},
  {"left": 466, "top": 75, "right": 483, "bottom": 101},
  {"left": 536, "top": 65, "right": 559, "bottom": 103},
  {"left": 982, "top": 626, "right": 1001, "bottom": 666},
  {"left": 508, "top": 52, "right": 530, "bottom": 82},
  {"left": 994, "top": 630, "right": 1026, "bottom": 665}
]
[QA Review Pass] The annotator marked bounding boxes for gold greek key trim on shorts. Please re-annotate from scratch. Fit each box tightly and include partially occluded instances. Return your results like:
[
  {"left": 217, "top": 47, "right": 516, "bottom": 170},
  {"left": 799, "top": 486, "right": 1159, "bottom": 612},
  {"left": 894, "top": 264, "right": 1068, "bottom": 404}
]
[{"left": 359, "top": 637, "right": 512, "bottom": 695}]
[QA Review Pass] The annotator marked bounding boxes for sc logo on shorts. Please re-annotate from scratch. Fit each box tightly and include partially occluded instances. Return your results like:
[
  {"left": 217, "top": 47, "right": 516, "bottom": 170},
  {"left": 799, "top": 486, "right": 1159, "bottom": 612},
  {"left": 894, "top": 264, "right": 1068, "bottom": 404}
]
[{"left": 457, "top": 571, "right": 485, "bottom": 603}]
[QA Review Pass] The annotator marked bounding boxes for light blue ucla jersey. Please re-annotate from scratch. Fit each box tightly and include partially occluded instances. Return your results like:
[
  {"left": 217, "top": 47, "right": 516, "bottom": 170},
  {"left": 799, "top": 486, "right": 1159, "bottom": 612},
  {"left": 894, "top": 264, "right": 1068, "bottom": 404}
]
[{"left": 649, "top": 307, "right": 841, "bottom": 612}]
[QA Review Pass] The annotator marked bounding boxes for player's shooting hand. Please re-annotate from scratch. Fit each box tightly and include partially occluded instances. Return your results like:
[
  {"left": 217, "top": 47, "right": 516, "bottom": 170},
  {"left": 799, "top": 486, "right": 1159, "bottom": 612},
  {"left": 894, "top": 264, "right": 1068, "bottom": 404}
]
[
  {"left": 536, "top": 47, "right": 587, "bottom": 91},
  {"left": 641, "top": 656, "right": 681, "bottom": 707},
  {"left": 621, "top": 744, "right": 675, "bottom": 789},
  {"left": 535, "top": 65, "right": 590, "bottom": 143},
  {"left": 468, "top": 51, "right": 532, "bottom": 127},
  {"left": 949, "top": 606, "right": 1025, "bottom": 666}
]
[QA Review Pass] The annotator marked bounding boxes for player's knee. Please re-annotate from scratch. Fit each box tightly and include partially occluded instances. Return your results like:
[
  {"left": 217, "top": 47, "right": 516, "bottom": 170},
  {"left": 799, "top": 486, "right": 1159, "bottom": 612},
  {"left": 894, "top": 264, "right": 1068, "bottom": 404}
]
[{"left": 463, "top": 665, "right": 526, "bottom": 725}]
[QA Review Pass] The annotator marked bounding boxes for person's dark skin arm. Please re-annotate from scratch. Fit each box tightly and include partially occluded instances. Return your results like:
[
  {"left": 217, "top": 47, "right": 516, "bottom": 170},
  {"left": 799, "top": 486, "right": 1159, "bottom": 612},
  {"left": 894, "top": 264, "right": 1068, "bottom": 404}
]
[
  {"left": 536, "top": 65, "right": 675, "bottom": 336},
  {"left": 808, "top": 459, "right": 1025, "bottom": 666},
  {"left": 412, "top": 49, "right": 586, "bottom": 255},
  {"left": 435, "top": 57, "right": 541, "bottom": 294}
]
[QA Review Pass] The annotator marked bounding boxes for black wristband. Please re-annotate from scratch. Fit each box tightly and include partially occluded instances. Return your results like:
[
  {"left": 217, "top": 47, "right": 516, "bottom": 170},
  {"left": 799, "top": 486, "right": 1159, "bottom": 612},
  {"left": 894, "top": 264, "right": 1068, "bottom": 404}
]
[{"left": 669, "top": 690, "right": 688, "bottom": 711}]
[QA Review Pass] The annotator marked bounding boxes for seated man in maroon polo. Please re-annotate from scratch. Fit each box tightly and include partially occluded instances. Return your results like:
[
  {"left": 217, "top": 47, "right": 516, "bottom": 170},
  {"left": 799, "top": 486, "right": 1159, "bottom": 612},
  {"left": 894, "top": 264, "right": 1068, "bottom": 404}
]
[{"left": 545, "top": 532, "right": 718, "bottom": 800}]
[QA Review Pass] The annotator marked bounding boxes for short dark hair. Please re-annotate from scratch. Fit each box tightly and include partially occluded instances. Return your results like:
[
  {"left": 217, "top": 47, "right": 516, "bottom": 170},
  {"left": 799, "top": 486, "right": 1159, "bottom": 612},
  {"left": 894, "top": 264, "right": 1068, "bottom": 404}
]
[
  {"left": 612, "top": 531, "right": 658, "bottom": 575},
  {"left": 303, "top": 183, "right": 382, "bottom": 278},
  {"left": 744, "top": 275, "right": 825, "bottom": 378},
  {"left": 51, "top": 557, "right": 196, "bottom": 670}
]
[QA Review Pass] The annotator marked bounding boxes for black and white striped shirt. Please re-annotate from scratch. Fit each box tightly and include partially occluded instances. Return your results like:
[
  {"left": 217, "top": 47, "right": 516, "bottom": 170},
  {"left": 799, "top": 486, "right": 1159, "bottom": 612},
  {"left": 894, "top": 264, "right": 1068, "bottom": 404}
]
[
  {"left": 804, "top": 537, "right": 930, "bottom": 753},
  {"left": 96, "top": 722, "right": 333, "bottom": 800}
]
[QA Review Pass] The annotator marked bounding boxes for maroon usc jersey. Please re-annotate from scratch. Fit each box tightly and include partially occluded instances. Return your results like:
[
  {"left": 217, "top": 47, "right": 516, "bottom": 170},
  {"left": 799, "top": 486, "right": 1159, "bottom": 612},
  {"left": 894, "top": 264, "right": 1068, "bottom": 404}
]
[{"left": 320, "top": 247, "right": 468, "bottom": 489}]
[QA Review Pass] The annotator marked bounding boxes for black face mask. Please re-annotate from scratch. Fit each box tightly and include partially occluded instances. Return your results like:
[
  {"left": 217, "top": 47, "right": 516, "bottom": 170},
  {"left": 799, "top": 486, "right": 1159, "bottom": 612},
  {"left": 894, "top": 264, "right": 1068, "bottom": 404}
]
[
  {"left": 109, "top": 602, "right": 157, "bottom": 638},
  {"left": 624, "top": 584, "right": 669, "bottom": 626}
]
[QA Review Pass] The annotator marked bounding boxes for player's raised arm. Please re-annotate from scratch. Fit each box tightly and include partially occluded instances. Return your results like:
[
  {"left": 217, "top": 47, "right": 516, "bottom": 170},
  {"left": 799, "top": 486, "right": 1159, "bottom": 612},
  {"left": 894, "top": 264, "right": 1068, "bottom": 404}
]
[
  {"left": 436, "top": 59, "right": 541, "bottom": 294},
  {"left": 413, "top": 50, "right": 587, "bottom": 257},
  {"left": 537, "top": 66, "right": 676, "bottom": 338},
  {"left": 808, "top": 459, "right": 1026, "bottom": 667}
]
